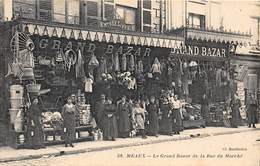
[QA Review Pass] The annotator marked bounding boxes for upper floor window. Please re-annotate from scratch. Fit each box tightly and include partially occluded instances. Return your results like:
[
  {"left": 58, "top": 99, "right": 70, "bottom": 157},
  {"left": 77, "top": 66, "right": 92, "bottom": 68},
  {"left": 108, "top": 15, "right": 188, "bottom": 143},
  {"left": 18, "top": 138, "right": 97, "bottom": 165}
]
[
  {"left": 116, "top": 5, "right": 136, "bottom": 30},
  {"left": 13, "top": 0, "right": 36, "bottom": 19},
  {"left": 38, "top": 0, "right": 52, "bottom": 21},
  {"left": 53, "top": 0, "right": 79, "bottom": 24},
  {"left": 143, "top": 0, "right": 151, "bottom": 9},
  {"left": 188, "top": 13, "right": 205, "bottom": 30}
]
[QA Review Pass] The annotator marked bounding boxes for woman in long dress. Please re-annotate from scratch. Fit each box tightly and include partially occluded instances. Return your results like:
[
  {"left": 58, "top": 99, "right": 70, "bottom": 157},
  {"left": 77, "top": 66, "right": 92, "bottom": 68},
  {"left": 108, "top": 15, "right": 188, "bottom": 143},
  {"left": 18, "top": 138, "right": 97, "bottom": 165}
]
[
  {"left": 147, "top": 96, "right": 159, "bottom": 137},
  {"left": 230, "top": 94, "right": 241, "bottom": 128},
  {"left": 132, "top": 102, "right": 147, "bottom": 139},
  {"left": 102, "top": 98, "right": 118, "bottom": 141},
  {"left": 62, "top": 97, "right": 76, "bottom": 147},
  {"left": 27, "top": 98, "right": 45, "bottom": 149},
  {"left": 247, "top": 94, "right": 258, "bottom": 128},
  {"left": 117, "top": 96, "right": 131, "bottom": 138},
  {"left": 160, "top": 97, "right": 173, "bottom": 135}
]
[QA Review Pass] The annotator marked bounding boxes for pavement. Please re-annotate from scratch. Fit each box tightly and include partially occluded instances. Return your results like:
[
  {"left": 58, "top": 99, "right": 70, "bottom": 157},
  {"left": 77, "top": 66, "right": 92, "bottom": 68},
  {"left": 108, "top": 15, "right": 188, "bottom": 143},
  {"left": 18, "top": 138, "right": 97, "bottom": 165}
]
[{"left": 0, "top": 124, "right": 259, "bottom": 163}]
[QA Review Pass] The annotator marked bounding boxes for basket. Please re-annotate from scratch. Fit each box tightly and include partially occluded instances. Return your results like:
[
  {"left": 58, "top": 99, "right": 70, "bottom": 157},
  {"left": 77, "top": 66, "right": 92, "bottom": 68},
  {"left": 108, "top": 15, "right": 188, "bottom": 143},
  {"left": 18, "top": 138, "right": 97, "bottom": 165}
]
[
  {"left": 10, "top": 85, "right": 24, "bottom": 99},
  {"left": 26, "top": 84, "right": 41, "bottom": 93},
  {"left": 10, "top": 98, "right": 23, "bottom": 109},
  {"left": 21, "top": 68, "right": 34, "bottom": 80}
]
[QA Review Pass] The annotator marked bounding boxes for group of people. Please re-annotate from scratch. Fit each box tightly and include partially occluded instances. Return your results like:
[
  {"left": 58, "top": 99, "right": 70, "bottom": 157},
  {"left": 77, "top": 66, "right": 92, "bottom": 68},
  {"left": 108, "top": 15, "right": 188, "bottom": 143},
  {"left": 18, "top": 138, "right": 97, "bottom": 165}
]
[
  {"left": 25, "top": 91, "right": 258, "bottom": 149},
  {"left": 94, "top": 93, "right": 184, "bottom": 141}
]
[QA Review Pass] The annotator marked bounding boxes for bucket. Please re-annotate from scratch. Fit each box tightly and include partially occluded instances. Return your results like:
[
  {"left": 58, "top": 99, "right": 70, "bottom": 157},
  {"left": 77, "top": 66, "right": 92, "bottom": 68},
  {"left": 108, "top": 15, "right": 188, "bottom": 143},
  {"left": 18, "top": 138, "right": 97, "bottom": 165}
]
[
  {"left": 26, "top": 84, "right": 41, "bottom": 93},
  {"left": 10, "top": 85, "right": 24, "bottom": 99},
  {"left": 9, "top": 109, "right": 20, "bottom": 124},
  {"left": 22, "top": 68, "right": 34, "bottom": 80},
  {"left": 10, "top": 98, "right": 23, "bottom": 109}
]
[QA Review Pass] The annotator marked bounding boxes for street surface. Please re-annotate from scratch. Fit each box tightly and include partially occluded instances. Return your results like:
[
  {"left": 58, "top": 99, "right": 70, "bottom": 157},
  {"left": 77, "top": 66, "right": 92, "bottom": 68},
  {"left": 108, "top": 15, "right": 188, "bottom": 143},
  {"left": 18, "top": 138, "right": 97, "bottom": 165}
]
[{"left": 1, "top": 131, "right": 260, "bottom": 166}]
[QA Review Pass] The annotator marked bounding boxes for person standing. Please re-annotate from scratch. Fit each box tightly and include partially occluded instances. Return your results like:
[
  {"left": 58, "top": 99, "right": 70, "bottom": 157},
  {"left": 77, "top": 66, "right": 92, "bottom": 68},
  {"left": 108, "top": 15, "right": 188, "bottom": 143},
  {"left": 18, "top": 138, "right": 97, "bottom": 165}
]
[
  {"left": 160, "top": 97, "right": 173, "bottom": 136},
  {"left": 27, "top": 98, "right": 45, "bottom": 149},
  {"left": 201, "top": 94, "right": 210, "bottom": 126},
  {"left": 132, "top": 102, "right": 147, "bottom": 139},
  {"left": 62, "top": 97, "right": 76, "bottom": 147},
  {"left": 147, "top": 96, "right": 159, "bottom": 137},
  {"left": 95, "top": 94, "right": 106, "bottom": 130},
  {"left": 117, "top": 96, "right": 131, "bottom": 138},
  {"left": 171, "top": 95, "right": 182, "bottom": 134},
  {"left": 230, "top": 93, "right": 241, "bottom": 128},
  {"left": 247, "top": 94, "right": 258, "bottom": 128},
  {"left": 102, "top": 97, "right": 118, "bottom": 141}
]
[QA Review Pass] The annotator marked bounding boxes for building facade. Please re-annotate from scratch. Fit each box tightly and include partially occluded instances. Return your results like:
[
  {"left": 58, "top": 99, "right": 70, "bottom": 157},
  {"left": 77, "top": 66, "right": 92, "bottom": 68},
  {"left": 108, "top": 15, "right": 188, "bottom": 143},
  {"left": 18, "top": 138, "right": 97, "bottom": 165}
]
[{"left": 0, "top": 0, "right": 259, "bottom": 147}]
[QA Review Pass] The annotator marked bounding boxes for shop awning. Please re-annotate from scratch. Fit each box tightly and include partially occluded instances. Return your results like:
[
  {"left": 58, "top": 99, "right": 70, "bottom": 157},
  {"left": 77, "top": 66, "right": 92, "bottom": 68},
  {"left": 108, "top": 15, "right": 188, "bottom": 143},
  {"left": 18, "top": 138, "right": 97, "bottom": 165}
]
[{"left": 19, "top": 22, "right": 184, "bottom": 49}]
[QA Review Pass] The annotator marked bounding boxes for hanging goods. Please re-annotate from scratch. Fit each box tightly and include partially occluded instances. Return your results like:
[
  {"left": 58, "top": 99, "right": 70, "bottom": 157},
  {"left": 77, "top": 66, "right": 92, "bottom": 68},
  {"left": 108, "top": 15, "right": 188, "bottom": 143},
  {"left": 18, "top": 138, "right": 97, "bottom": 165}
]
[
  {"left": 88, "top": 53, "right": 99, "bottom": 68},
  {"left": 121, "top": 54, "right": 127, "bottom": 71},
  {"left": 151, "top": 57, "right": 161, "bottom": 74},
  {"left": 21, "top": 67, "right": 34, "bottom": 80},
  {"left": 26, "top": 84, "right": 41, "bottom": 97},
  {"left": 65, "top": 49, "right": 77, "bottom": 71},
  {"left": 14, "top": 110, "right": 24, "bottom": 132},
  {"left": 76, "top": 50, "right": 86, "bottom": 78},
  {"left": 129, "top": 54, "right": 135, "bottom": 71},
  {"left": 9, "top": 108, "right": 20, "bottom": 124},
  {"left": 114, "top": 53, "right": 120, "bottom": 72}
]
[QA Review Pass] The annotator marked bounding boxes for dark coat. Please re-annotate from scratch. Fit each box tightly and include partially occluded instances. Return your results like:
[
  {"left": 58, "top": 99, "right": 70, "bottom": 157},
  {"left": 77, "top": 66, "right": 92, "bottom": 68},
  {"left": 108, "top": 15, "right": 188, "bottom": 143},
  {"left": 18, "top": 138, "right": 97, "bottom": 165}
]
[
  {"left": 247, "top": 99, "right": 258, "bottom": 124},
  {"left": 95, "top": 101, "right": 106, "bottom": 129},
  {"left": 201, "top": 98, "right": 210, "bottom": 124},
  {"left": 172, "top": 109, "right": 182, "bottom": 132},
  {"left": 147, "top": 103, "right": 159, "bottom": 135},
  {"left": 62, "top": 104, "right": 76, "bottom": 143},
  {"left": 160, "top": 103, "right": 173, "bottom": 134},
  {"left": 27, "top": 104, "right": 44, "bottom": 148},
  {"left": 117, "top": 102, "right": 131, "bottom": 133},
  {"left": 230, "top": 98, "right": 241, "bottom": 127},
  {"left": 102, "top": 104, "right": 118, "bottom": 138}
]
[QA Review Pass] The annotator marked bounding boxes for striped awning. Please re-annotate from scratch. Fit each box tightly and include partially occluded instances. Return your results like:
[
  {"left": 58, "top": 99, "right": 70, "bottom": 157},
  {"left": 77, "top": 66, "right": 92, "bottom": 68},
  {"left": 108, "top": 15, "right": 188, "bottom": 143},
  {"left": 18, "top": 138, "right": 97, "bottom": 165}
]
[{"left": 21, "top": 23, "right": 184, "bottom": 49}]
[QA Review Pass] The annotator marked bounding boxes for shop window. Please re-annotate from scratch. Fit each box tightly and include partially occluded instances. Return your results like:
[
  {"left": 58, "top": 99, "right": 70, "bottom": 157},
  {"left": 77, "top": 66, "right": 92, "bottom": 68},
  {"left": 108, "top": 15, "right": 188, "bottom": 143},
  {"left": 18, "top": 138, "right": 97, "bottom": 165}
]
[
  {"left": 38, "top": 0, "right": 52, "bottom": 21},
  {"left": 104, "top": 4, "right": 114, "bottom": 20},
  {"left": 188, "top": 13, "right": 205, "bottom": 30},
  {"left": 13, "top": 0, "right": 36, "bottom": 19},
  {"left": 143, "top": 0, "right": 151, "bottom": 9},
  {"left": 143, "top": 10, "right": 151, "bottom": 25}
]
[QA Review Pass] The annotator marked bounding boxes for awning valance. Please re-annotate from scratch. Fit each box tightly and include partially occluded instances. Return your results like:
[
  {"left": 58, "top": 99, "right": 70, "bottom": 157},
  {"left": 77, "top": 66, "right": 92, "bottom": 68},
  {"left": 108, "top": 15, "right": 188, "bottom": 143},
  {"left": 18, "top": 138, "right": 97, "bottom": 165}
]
[{"left": 20, "top": 23, "right": 184, "bottom": 49}]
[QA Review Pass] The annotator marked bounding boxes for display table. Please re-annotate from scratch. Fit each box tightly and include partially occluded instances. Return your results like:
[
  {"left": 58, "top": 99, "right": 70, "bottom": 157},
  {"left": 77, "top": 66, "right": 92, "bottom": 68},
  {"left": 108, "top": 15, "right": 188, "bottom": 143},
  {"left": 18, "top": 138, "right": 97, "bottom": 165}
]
[
  {"left": 183, "top": 119, "right": 206, "bottom": 129},
  {"left": 9, "top": 124, "right": 94, "bottom": 149}
]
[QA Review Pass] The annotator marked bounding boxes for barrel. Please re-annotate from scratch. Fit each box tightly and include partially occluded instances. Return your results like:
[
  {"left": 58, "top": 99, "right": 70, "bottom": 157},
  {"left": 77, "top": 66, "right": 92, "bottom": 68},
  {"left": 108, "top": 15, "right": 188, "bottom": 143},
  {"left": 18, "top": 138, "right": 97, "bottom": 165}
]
[
  {"left": 9, "top": 109, "right": 20, "bottom": 124},
  {"left": 10, "top": 85, "right": 24, "bottom": 99}
]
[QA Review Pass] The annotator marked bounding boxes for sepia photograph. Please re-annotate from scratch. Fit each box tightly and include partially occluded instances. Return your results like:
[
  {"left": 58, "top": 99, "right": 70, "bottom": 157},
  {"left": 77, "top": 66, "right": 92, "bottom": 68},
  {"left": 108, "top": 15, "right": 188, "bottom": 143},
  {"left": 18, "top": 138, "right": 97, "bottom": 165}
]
[{"left": 0, "top": 0, "right": 259, "bottom": 165}]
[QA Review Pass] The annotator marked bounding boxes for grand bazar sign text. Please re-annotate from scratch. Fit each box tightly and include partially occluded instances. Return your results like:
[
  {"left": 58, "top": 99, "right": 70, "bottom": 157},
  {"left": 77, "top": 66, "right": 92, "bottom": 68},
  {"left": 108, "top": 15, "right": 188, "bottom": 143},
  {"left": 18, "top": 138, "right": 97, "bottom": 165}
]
[
  {"left": 170, "top": 44, "right": 228, "bottom": 58},
  {"left": 37, "top": 38, "right": 151, "bottom": 57}
]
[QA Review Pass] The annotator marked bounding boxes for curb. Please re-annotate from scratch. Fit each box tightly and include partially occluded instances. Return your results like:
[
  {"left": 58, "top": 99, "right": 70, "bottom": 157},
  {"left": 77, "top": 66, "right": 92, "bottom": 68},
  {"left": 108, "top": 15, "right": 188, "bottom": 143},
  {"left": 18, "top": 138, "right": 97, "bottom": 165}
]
[{"left": 1, "top": 127, "right": 259, "bottom": 163}]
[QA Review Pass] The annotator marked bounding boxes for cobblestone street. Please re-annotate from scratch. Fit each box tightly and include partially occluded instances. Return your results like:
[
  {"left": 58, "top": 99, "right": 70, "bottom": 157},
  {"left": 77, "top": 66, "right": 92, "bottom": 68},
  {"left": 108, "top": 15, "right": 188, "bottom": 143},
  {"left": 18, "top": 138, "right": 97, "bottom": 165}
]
[{"left": 1, "top": 130, "right": 260, "bottom": 166}]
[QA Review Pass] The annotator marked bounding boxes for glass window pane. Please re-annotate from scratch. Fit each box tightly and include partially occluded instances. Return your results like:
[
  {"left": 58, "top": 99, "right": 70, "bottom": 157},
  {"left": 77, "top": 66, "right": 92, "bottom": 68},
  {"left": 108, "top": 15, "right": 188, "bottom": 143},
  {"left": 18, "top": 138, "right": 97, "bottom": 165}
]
[
  {"left": 53, "top": 0, "right": 65, "bottom": 14},
  {"left": 116, "top": 6, "right": 124, "bottom": 19},
  {"left": 105, "top": 4, "right": 114, "bottom": 20},
  {"left": 68, "top": 0, "right": 79, "bottom": 16},
  {"left": 125, "top": 9, "right": 135, "bottom": 25},
  {"left": 143, "top": 11, "right": 151, "bottom": 24},
  {"left": 143, "top": 0, "right": 151, "bottom": 9}
]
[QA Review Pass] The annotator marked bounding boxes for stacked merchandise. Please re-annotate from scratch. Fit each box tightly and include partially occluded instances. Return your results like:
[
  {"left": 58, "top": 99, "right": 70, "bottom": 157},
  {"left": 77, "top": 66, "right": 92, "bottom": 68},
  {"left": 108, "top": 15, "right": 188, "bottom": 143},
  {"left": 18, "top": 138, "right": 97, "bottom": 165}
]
[
  {"left": 182, "top": 103, "right": 202, "bottom": 121},
  {"left": 78, "top": 104, "right": 91, "bottom": 126}
]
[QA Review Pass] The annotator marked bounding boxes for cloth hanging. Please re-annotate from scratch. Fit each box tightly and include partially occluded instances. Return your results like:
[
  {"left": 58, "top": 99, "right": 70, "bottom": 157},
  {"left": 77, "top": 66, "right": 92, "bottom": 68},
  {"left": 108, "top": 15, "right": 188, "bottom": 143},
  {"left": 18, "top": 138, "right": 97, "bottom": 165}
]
[
  {"left": 18, "top": 49, "right": 34, "bottom": 68},
  {"left": 76, "top": 50, "right": 86, "bottom": 78},
  {"left": 5, "top": 62, "right": 24, "bottom": 79},
  {"left": 216, "top": 68, "right": 222, "bottom": 87},
  {"left": 121, "top": 54, "right": 127, "bottom": 71},
  {"left": 88, "top": 53, "right": 99, "bottom": 69},
  {"left": 84, "top": 78, "right": 93, "bottom": 93},
  {"left": 129, "top": 54, "right": 135, "bottom": 71},
  {"left": 127, "top": 77, "right": 137, "bottom": 90},
  {"left": 151, "top": 57, "right": 161, "bottom": 74},
  {"left": 137, "top": 60, "right": 144, "bottom": 73},
  {"left": 99, "top": 57, "right": 107, "bottom": 74},
  {"left": 114, "top": 53, "right": 120, "bottom": 72}
]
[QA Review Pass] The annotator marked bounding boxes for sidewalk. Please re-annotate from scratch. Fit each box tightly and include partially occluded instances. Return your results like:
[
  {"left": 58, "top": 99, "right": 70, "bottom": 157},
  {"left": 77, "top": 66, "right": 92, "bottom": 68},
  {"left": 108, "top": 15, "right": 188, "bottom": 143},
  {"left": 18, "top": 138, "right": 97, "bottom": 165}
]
[{"left": 0, "top": 125, "right": 259, "bottom": 163}]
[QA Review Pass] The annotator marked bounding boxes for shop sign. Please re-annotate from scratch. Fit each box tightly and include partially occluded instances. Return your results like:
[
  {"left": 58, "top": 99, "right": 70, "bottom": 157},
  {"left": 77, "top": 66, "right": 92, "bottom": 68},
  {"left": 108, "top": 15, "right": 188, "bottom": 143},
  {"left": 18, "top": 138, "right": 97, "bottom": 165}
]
[
  {"left": 170, "top": 44, "right": 228, "bottom": 58},
  {"left": 99, "top": 19, "right": 135, "bottom": 31},
  {"left": 37, "top": 38, "right": 151, "bottom": 57}
]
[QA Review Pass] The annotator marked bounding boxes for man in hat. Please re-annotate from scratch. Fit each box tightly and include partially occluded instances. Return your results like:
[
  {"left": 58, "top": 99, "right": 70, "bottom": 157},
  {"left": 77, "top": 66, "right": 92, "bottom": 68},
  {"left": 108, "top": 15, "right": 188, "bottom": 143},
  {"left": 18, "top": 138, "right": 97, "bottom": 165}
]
[{"left": 95, "top": 94, "right": 106, "bottom": 130}]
